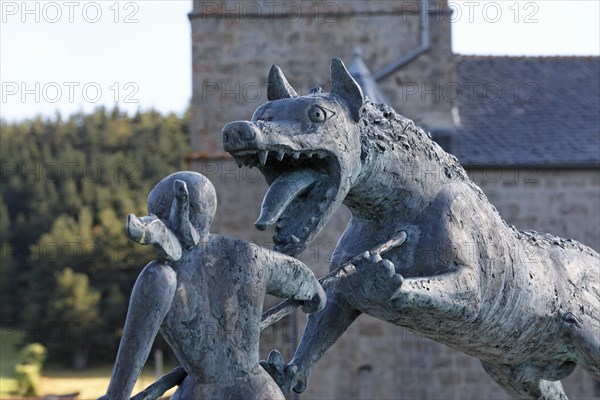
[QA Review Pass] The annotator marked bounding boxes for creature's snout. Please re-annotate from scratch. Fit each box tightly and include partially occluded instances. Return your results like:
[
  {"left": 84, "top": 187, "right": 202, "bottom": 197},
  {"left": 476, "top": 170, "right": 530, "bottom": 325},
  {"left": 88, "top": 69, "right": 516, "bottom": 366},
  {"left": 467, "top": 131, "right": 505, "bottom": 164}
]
[{"left": 222, "top": 121, "right": 264, "bottom": 153}]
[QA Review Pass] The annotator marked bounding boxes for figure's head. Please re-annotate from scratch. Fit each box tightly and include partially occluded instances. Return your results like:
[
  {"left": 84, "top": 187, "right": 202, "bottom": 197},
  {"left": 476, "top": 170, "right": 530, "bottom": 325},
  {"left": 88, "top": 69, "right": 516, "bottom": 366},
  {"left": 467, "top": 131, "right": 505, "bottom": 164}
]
[{"left": 147, "top": 171, "right": 217, "bottom": 239}]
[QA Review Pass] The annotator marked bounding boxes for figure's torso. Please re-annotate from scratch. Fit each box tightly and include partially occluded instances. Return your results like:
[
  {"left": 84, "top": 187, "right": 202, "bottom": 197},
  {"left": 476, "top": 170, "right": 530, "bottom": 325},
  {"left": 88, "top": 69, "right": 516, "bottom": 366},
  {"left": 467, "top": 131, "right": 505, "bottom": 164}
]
[{"left": 160, "top": 235, "right": 267, "bottom": 383}]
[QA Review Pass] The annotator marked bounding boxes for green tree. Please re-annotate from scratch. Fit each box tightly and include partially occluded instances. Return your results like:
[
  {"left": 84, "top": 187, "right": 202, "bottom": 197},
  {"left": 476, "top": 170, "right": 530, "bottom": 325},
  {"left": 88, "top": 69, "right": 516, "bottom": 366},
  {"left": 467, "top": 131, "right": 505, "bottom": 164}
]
[
  {"left": 45, "top": 268, "right": 101, "bottom": 369},
  {"left": 0, "top": 195, "right": 15, "bottom": 323},
  {"left": 1, "top": 107, "right": 189, "bottom": 364}
]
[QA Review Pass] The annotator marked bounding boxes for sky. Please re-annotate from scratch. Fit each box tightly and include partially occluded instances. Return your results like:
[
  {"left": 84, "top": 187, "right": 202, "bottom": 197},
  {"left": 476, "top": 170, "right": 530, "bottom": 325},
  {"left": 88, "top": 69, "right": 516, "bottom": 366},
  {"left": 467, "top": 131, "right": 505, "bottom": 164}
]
[{"left": 0, "top": 0, "right": 598, "bottom": 122}]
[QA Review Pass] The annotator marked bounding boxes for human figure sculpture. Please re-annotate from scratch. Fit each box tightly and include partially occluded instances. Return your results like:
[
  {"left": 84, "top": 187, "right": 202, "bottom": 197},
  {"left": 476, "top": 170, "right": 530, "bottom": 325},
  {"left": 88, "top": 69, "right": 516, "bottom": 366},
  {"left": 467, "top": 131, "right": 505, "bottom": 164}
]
[
  {"left": 100, "top": 171, "right": 326, "bottom": 400},
  {"left": 222, "top": 59, "right": 600, "bottom": 399}
]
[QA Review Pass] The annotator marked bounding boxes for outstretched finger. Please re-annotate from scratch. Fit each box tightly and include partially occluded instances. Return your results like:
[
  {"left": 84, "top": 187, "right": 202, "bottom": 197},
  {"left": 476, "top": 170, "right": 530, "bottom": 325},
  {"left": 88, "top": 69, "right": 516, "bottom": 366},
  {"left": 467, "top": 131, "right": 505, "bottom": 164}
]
[{"left": 173, "top": 179, "right": 189, "bottom": 199}]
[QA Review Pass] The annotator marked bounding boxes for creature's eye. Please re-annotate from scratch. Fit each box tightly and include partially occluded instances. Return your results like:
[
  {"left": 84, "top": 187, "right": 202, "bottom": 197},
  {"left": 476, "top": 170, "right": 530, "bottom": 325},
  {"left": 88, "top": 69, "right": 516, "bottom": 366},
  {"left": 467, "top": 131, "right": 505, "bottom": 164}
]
[{"left": 307, "top": 105, "right": 327, "bottom": 123}]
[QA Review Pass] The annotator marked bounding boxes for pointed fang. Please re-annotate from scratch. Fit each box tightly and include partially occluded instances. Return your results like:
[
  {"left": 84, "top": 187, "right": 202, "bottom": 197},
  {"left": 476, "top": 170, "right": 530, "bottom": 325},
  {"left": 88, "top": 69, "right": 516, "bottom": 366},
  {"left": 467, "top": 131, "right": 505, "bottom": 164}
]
[{"left": 259, "top": 150, "right": 268, "bottom": 165}]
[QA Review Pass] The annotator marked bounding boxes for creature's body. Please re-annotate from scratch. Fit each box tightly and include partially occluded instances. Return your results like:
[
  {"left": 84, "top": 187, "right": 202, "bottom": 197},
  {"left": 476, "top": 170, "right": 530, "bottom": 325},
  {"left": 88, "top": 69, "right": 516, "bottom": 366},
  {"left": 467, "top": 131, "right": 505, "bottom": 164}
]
[
  {"left": 101, "top": 172, "right": 325, "bottom": 400},
  {"left": 222, "top": 59, "right": 600, "bottom": 398}
]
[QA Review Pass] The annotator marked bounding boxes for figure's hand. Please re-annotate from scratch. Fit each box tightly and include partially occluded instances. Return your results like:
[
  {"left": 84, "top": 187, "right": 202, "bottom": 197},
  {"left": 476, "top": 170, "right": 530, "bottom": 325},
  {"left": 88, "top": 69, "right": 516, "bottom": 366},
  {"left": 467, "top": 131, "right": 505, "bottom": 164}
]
[
  {"left": 170, "top": 179, "right": 200, "bottom": 248},
  {"left": 344, "top": 251, "right": 403, "bottom": 304},
  {"left": 126, "top": 214, "right": 160, "bottom": 244},
  {"left": 260, "top": 350, "right": 310, "bottom": 394},
  {"left": 300, "top": 283, "right": 327, "bottom": 314},
  {"left": 126, "top": 213, "right": 182, "bottom": 261}
]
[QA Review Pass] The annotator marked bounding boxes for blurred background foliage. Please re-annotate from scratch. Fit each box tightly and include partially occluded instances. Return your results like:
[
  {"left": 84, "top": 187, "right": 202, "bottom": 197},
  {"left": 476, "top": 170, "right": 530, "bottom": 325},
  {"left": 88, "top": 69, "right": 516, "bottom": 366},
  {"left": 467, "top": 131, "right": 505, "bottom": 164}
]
[{"left": 0, "top": 107, "right": 189, "bottom": 369}]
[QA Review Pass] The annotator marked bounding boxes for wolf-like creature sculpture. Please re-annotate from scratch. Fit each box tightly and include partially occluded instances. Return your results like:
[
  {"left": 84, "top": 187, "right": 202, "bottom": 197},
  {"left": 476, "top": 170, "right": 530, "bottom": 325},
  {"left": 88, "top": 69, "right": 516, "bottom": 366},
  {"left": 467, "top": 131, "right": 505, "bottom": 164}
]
[{"left": 222, "top": 59, "right": 600, "bottom": 399}]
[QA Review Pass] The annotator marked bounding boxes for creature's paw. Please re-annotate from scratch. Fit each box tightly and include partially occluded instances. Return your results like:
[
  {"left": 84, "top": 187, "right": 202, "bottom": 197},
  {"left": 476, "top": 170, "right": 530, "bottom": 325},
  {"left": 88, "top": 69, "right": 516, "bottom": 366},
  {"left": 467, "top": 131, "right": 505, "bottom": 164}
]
[
  {"left": 260, "top": 350, "right": 309, "bottom": 394},
  {"left": 301, "top": 283, "right": 327, "bottom": 314},
  {"left": 345, "top": 251, "right": 403, "bottom": 304}
]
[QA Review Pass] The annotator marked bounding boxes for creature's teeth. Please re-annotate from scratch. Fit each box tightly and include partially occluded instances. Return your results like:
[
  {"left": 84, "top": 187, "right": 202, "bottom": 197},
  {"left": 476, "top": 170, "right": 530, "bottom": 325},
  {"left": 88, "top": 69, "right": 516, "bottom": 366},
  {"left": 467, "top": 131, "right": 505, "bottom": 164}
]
[
  {"left": 276, "top": 219, "right": 286, "bottom": 229},
  {"left": 316, "top": 152, "right": 327, "bottom": 159},
  {"left": 291, "top": 235, "right": 300, "bottom": 243},
  {"left": 292, "top": 152, "right": 300, "bottom": 160},
  {"left": 302, "top": 227, "right": 309, "bottom": 234},
  {"left": 307, "top": 152, "right": 314, "bottom": 158},
  {"left": 259, "top": 150, "right": 268, "bottom": 165},
  {"left": 276, "top": 150, "right": 285, "bottom": 161},
  {"left": 309, "top": 216, "right": 318, "bottom": 224}
]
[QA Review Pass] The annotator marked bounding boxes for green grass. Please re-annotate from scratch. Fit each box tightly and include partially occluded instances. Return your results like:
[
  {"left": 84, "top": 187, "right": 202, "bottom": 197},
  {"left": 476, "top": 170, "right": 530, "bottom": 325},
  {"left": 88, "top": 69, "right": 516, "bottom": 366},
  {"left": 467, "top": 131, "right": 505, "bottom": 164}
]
[
  {"left": 0, "top": 328, "right": 176, "bottom": 399},
  {"left": 39, "top": 365, "right": 176, "bottom": 400}
]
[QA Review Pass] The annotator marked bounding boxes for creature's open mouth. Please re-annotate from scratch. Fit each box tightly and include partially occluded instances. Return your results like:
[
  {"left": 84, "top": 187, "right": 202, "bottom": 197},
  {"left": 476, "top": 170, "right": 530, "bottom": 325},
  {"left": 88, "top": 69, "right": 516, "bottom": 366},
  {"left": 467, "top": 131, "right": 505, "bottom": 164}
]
[{"left": 231, "top": 147, "right": 341, "bottom": 255}]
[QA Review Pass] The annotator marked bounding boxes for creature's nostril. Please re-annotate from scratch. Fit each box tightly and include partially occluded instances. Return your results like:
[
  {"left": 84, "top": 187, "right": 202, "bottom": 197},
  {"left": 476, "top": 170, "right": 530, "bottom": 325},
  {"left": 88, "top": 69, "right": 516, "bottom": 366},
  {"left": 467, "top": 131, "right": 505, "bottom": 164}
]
[
  {"left": 223, "top": 132, "right": 230, "bottom": 143},
  {"left": 241, "top": 128, "right": 256, "bottom": 141}
]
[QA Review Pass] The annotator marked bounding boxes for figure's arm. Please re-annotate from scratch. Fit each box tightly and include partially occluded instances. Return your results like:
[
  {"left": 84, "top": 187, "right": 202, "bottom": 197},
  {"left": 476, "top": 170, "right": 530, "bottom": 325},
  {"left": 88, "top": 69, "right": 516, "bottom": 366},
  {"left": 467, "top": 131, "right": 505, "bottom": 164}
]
[
  {"left": 263, "top": 251, "right": 326, "bottom": 313},
  {"left": 101, "top": 261, "right": 177, "bottom": 400}
]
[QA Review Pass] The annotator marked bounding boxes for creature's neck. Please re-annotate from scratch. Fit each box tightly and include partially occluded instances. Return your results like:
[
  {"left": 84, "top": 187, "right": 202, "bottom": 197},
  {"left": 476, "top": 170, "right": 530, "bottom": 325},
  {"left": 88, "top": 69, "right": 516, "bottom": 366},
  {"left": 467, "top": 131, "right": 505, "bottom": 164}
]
[{"left": 343, "top": 118, "right": 464, "bottom": 223}]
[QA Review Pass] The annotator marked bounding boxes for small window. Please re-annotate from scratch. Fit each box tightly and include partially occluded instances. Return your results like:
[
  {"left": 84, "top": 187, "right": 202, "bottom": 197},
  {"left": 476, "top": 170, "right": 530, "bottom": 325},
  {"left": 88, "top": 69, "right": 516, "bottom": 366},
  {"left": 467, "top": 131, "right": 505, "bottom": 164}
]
[{"left": 357, "top": 364, "right": 374, "bottom": 399}]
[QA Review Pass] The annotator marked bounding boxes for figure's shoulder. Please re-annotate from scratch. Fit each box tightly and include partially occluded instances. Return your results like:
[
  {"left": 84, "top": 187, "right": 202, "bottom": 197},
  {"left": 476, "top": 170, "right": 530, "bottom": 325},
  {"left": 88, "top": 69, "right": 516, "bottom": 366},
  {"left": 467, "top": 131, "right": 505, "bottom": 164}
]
[
  {"left": 206, "top": 234, "right": 263, "bottom": 258},
  {"left": 206, "top": 234, "right": 295, "bottom": 268}
]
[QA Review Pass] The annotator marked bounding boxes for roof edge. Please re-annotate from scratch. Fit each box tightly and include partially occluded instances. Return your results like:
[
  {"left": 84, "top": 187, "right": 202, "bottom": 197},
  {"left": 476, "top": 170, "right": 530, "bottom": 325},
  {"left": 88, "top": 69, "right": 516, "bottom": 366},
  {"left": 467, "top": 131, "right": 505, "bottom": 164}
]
[
  {"left": 455, "top": 54, "right": 600, "bottom": 62},
  {"left": 460, "top": 163, "right": 600, "bottom": 170}
]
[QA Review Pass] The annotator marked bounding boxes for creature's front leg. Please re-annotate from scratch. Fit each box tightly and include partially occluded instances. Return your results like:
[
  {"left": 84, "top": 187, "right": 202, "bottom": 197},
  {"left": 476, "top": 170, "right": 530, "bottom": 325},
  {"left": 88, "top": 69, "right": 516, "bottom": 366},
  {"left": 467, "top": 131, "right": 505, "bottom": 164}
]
[
  {"left": 390, "top": 267, "right": 480, "bottom": 321},
  {"left": 261, "top": 289, "right": 360, "bottom": 394}
]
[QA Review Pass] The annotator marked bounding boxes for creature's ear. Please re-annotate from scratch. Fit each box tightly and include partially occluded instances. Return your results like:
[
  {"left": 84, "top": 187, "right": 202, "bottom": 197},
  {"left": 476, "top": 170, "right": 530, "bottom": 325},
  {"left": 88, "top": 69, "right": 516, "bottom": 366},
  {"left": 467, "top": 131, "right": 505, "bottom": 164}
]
[
  {"left": 330, "top": 58, "right": 364, "bottom": 122},
  {"left": 267, "top": 65, "right": 298, "bottom": 101}
]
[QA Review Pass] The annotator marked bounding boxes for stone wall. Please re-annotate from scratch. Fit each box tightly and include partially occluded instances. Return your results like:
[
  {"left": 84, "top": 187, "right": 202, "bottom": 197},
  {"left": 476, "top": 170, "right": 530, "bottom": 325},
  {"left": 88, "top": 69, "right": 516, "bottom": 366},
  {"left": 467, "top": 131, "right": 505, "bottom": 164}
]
[
  {"left": 467, "top": 168, "right": 600, "bottom": 252},
  {"left": 189, "top": 0, "right": 456, "bottom": 154}
]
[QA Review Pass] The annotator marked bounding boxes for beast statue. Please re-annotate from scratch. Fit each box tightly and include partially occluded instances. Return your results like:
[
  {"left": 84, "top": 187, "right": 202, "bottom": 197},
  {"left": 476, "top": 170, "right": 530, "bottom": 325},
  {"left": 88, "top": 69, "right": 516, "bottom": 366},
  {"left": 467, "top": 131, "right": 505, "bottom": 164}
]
[{"left": 222, "top": 59, "right": 600, "bottom": 399}]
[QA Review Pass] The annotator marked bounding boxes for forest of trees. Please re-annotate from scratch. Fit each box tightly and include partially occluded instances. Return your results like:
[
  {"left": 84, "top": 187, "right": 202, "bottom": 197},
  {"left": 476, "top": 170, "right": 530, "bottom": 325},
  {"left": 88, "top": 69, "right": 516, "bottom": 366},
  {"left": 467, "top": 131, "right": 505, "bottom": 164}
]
[{"left": 0, "top": 107, "right": 190, "bottom": 368}]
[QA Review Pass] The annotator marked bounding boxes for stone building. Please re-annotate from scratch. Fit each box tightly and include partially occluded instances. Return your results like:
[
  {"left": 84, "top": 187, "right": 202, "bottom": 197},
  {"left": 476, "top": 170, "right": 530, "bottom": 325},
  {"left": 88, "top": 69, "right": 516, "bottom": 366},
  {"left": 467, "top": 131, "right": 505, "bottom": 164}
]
[{"left": 187, "top": 1, "right": 600, "bottom": 398}]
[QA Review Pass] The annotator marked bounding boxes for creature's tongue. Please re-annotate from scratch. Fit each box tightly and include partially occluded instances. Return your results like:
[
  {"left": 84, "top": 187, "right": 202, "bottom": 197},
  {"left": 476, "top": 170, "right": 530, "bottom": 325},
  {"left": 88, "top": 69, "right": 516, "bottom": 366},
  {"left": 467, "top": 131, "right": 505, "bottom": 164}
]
[{"left": 255, "top": 169, "right": 318, "bottom": 231}]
